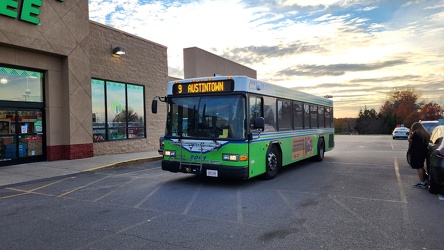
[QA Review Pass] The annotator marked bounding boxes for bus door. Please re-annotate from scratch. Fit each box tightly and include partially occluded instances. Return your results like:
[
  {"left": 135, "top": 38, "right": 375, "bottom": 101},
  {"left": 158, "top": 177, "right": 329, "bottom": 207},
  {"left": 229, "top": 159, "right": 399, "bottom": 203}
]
[{"left": 248, "top": 95, "right": 267, "bottom": 177}]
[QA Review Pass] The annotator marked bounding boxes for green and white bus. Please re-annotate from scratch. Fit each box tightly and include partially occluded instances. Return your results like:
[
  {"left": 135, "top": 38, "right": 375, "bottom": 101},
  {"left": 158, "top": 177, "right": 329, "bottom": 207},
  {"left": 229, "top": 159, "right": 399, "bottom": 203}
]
[{"left": 152, "top": 76, "right": 334, "bottom": 179}]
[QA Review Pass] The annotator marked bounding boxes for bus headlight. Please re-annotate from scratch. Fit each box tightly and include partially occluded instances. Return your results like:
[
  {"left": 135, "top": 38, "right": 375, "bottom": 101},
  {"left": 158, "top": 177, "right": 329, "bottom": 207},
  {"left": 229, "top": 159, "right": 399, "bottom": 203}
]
[
  {"left": 223, "top": 154, "right": 238, "bottom": 161},
  {"left": 165, "top": 150, "right": 176, "bottom": 156}
]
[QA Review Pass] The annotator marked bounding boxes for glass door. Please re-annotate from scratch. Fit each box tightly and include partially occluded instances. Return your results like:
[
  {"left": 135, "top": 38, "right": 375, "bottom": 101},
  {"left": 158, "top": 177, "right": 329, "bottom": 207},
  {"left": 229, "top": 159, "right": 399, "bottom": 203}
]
[
  {"left": 0, "top": 65, "right": 45, "bottom": 166},
  {"left": 0, "top": 109, "right": 44, "bottom": 164},
  {"left": 0, "top": 110, "right": 16, "bottom": 160}
]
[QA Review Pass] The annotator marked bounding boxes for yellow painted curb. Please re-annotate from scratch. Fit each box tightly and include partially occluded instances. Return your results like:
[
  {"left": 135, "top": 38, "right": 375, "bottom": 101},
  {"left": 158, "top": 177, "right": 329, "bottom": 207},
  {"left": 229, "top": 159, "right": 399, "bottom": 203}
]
[{"left": 82, "top": 156, "right": 163, "bottom": 172}]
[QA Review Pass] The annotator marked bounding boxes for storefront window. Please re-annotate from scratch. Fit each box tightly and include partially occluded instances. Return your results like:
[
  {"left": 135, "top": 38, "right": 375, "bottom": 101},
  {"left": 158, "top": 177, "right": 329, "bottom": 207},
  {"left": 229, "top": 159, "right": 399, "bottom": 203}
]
[
  {"left": 92, "top": 79, "right": 106, "bottom": 141},
  {"left": 127, "top": 85, "right": 145, "bottom": 138},
  {"left": 0, "top": 66, "right": 43, "bottom": 102},
  {"left": 91, "top": 79, "right": 146, "bottom": 142}
]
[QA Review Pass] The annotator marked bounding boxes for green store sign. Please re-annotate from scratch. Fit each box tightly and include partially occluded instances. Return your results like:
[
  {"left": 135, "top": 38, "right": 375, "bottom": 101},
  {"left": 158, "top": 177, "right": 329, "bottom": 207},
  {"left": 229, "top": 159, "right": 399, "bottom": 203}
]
[{"left": 0, "top": 0, "right": 64, "bottom": 25}]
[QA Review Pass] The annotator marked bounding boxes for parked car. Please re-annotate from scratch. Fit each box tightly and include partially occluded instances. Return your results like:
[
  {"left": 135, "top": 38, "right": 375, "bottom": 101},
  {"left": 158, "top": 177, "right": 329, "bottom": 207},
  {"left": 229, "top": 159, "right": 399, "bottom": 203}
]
[
  {"left": 426, "top": 125, "right": 444, "bottom": 193},
  {"left": 158, "top": 135, "right": 164, "bottom": 155},
  {"left": 420, "top": 120, "right": 439, "bottom": 134},
  {"left": 392, "top": 127, "right": 410, "bottom": 139}
]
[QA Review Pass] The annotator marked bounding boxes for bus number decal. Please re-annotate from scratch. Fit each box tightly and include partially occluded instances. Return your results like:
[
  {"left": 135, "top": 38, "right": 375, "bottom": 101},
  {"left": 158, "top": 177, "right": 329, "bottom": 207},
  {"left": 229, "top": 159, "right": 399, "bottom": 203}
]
[{"left": 190, "top": 155, "right": 206, "bottom": 161}]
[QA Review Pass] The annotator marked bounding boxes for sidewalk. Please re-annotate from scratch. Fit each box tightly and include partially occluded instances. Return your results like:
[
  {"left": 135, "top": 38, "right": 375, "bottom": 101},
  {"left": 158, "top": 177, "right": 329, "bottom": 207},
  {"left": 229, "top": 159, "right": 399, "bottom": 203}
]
[{"left": 0, "top": 151, "right": 163, "bottom": 187}]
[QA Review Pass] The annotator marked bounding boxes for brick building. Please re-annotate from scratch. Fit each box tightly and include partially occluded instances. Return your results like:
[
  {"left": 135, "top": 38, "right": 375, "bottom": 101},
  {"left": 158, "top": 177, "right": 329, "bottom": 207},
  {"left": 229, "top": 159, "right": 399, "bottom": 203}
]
[{"left": 0, "top": 0, "right": 167, "bottom": 166}]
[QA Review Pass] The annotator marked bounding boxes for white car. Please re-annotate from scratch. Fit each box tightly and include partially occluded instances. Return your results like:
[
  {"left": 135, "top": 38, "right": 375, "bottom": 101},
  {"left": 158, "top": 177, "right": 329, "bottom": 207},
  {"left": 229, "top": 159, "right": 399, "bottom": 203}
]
[{"left": 392, "top": 127, "right": 410, "bottom": 139}]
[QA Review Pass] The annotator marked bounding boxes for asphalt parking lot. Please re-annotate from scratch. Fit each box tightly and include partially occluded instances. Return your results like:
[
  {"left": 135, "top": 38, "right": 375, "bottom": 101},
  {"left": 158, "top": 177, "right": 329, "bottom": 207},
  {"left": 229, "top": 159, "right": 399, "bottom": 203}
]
[{"left": 0, "top": 135, "right": 443, "bottom": 249}]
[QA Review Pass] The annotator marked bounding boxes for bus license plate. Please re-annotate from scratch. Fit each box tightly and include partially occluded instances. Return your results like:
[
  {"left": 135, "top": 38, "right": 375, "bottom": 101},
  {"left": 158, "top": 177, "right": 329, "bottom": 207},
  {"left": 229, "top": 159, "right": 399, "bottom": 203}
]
[{"left": 206, "top": 169, "right": 218, "bottom": 177}]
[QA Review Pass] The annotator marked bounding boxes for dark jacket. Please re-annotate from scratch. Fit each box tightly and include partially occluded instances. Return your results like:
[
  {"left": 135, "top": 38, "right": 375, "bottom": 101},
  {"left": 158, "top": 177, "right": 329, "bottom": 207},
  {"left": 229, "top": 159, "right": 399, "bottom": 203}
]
[{"left": 408, "top": 131, "right": 429, "bottom": 169}]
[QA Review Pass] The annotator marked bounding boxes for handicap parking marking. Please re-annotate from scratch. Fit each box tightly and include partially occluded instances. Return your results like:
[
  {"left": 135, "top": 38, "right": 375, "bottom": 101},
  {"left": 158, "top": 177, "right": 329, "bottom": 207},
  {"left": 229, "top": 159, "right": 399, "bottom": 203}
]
[{"left": 1, "top": 177, "right": 72, "bottom": 199}]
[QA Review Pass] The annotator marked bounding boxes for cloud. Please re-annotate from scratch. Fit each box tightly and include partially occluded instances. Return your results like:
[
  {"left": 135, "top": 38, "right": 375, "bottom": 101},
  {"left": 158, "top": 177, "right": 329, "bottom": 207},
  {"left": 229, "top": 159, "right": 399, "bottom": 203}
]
[
  {"left": 350, "top": 75, "right": 421, "bottom": 83},
  {"left": 219, "top": 42, "right": 325, "bottom": 64},
  {"left": 361, "top": 6, "right": 378, "bottom": 11},
  {"left": 276, "top": 59, "right": 409, "bottom": 77},
  {"left": 88, "top": 0, "right": 444, "bottom": 118},
  {"left": 275, "top": 0, "right": 378, "bottom": 8}
]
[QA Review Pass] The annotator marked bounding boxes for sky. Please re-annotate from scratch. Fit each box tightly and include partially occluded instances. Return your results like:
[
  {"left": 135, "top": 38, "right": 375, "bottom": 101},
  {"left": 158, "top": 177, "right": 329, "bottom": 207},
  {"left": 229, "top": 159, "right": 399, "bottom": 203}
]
[{"left": 88, "top": 0, "right": 444, "bottom": 118}]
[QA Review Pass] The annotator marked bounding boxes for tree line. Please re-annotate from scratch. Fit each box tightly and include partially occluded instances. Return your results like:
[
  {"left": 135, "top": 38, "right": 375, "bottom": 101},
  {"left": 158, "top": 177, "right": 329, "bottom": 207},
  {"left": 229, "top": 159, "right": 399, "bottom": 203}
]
[{"left": 334, "top": 88, "right": 444, "bottom": 134}]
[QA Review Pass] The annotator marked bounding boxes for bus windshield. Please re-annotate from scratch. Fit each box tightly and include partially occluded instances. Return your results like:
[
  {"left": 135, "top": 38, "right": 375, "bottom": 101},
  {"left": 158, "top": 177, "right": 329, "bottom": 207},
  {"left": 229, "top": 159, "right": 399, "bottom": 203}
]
[{"left": 166, "top": 95, "right": 246, "bottom": 139}]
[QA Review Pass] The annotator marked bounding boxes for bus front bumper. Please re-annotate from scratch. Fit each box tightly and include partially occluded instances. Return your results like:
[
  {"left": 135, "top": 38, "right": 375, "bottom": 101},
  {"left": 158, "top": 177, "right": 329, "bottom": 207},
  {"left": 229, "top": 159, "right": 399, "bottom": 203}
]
[{"left": 162, "top": 160, "right": 249, "bottom": 179}]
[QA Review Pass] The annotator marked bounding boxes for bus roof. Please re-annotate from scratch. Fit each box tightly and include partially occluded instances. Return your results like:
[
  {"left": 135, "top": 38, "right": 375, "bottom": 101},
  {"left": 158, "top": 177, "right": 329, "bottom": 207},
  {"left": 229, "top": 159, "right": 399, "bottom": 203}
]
[{"left": 167, "top": 75, "right": 333, "bottom": 107}]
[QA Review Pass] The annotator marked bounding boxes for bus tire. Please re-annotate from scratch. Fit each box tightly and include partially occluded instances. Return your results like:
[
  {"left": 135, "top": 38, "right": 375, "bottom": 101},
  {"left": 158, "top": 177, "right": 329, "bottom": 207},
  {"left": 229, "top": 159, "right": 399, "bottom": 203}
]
[
  {"left": 314, "top": 138, "right": 325, "bottom": 162},
  {"left": 263, "top": 146, "right": 281, "bottom": 180}
]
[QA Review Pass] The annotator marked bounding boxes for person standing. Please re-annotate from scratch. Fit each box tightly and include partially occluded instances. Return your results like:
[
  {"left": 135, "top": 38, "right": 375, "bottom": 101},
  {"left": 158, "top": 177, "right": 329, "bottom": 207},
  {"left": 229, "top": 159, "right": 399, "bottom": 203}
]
[{"left": 408, "top": 122, "right": 430, "bottom": 188}]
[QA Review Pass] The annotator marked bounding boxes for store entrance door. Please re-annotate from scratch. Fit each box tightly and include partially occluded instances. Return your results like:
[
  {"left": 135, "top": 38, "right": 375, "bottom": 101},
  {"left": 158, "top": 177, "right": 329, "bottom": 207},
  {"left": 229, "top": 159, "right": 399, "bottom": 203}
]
[{"left": 0, "top": 108, "right": 45, "bottom": 166}]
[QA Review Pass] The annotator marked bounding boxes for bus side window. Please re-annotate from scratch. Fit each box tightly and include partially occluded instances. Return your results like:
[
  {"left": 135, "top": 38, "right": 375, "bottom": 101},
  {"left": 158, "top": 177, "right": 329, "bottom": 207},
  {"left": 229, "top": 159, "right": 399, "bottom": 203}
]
[
  {"left": 263, "top": 96, "right": 276, "bottom": 132},
  {"left": 310, "top": 104, "right": 318, "bottom": 128},
  {"left": 304, "top": 103, "right": 310, "bottom": 129},
  {"left": 249, "top": 96, "right": 263, "bottom": 128},
  {"left": 318, "top": 106, "right": 325, "bottom": 128},
  {"left": 278, "top": 99, "right": 292, "bottom": 131},
  {"left": 325, "top": 107, "right": 332, "bottom": 128},
  {"left": 293, "top": 101, "right": 303, "bottom": 130}
]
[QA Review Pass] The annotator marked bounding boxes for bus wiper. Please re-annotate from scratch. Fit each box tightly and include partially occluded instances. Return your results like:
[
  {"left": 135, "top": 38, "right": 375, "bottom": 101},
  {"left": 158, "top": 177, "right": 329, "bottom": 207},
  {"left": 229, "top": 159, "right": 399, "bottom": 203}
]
[
  {"left": 179, "top": 122, "right": 189, "bottom": 138},
  {"left": 209, "top": 134, "right": 221, "bottom": 149},
  {"left": 201, "top": 103, "right": 207, "bottom": 129},
  {"left": 210, "top": 133, "right": 217, "bottom": 143}
]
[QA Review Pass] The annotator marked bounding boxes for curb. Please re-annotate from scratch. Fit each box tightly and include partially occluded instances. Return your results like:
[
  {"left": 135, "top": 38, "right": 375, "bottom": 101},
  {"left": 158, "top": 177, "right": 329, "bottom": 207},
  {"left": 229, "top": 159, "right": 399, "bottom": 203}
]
[
  {"left": 82, "top": 156, "right": 163, "bottom": 172},
  {"left": 0, "top": 156, "right": 164, "bottom": 189}
]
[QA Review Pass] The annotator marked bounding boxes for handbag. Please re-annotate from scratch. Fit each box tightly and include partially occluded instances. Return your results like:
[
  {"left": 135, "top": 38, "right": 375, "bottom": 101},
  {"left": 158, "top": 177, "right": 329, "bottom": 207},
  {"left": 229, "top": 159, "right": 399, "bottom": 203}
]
[{"left": 406, "top": 143, "right": 412, "bottom": 167}]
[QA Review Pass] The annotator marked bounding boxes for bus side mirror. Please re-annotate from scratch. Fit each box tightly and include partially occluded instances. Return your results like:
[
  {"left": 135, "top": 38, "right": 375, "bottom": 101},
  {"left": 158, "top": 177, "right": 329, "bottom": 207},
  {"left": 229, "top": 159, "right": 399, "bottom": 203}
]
[
  {"left": 151, "top": 99, "right": 158, "bottom": 114},
  {"left": 152, "top": 96, "right": 167, "bottom": 114},
  {"left": 254, "top": 117, "right": 265, "bottom": 131}
]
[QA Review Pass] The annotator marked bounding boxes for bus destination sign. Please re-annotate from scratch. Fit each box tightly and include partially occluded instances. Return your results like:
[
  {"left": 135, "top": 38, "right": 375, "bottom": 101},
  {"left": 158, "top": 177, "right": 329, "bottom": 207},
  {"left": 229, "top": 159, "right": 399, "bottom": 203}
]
[{"left": 173, "top": 80, "right": 234, "bottom": 94}]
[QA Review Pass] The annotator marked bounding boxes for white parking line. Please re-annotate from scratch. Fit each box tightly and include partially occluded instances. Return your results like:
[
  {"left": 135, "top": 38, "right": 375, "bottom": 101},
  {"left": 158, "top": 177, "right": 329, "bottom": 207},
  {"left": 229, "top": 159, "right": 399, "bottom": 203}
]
[{"left": 394, "top": 156, "right": 413, "bottom": 249}]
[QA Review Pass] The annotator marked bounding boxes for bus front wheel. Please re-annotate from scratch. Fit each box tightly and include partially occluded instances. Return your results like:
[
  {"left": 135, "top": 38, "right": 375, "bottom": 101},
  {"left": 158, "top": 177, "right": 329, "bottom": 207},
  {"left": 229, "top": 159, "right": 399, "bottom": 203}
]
[{"left": 263, "top": 146, "right": 281, "bottom": 180}]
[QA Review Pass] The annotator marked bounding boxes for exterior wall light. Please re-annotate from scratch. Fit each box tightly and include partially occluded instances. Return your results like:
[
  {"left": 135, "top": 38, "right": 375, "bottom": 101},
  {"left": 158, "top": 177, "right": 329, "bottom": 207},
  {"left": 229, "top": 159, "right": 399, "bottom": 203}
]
[
  {"left": 0, "top": 77, "right": 7, "bottom": 84},
  {"left": 113, "top": 46, "right": 126, "bottom": 55}
]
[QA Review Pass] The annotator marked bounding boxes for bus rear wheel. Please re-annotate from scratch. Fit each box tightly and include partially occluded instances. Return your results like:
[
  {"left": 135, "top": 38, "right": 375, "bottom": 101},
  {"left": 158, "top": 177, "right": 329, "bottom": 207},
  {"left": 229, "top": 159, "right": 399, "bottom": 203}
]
[
  {"left": 314, "top": 138, "right": 325, "bottom": 162},
  {"left": 263, "top": 146, "right": 281, "bottom": 180}
]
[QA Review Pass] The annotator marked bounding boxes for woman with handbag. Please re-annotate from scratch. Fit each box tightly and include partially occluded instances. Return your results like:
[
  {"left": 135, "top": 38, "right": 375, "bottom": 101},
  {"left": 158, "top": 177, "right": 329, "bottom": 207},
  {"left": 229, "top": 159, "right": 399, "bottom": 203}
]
[{"left": 408, "top": 122, "right": 430, "bottom": 188}]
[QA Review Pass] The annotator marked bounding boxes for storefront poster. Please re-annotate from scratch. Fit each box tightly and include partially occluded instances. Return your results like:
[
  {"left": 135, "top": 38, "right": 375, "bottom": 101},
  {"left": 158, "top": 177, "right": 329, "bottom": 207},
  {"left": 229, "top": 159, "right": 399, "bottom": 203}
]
[
  {"left": 21, "top": 124, "right": 28, "bottom": 134},
  {"left": 34, "top": 120, "right": 42, "bottom": 133}
]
